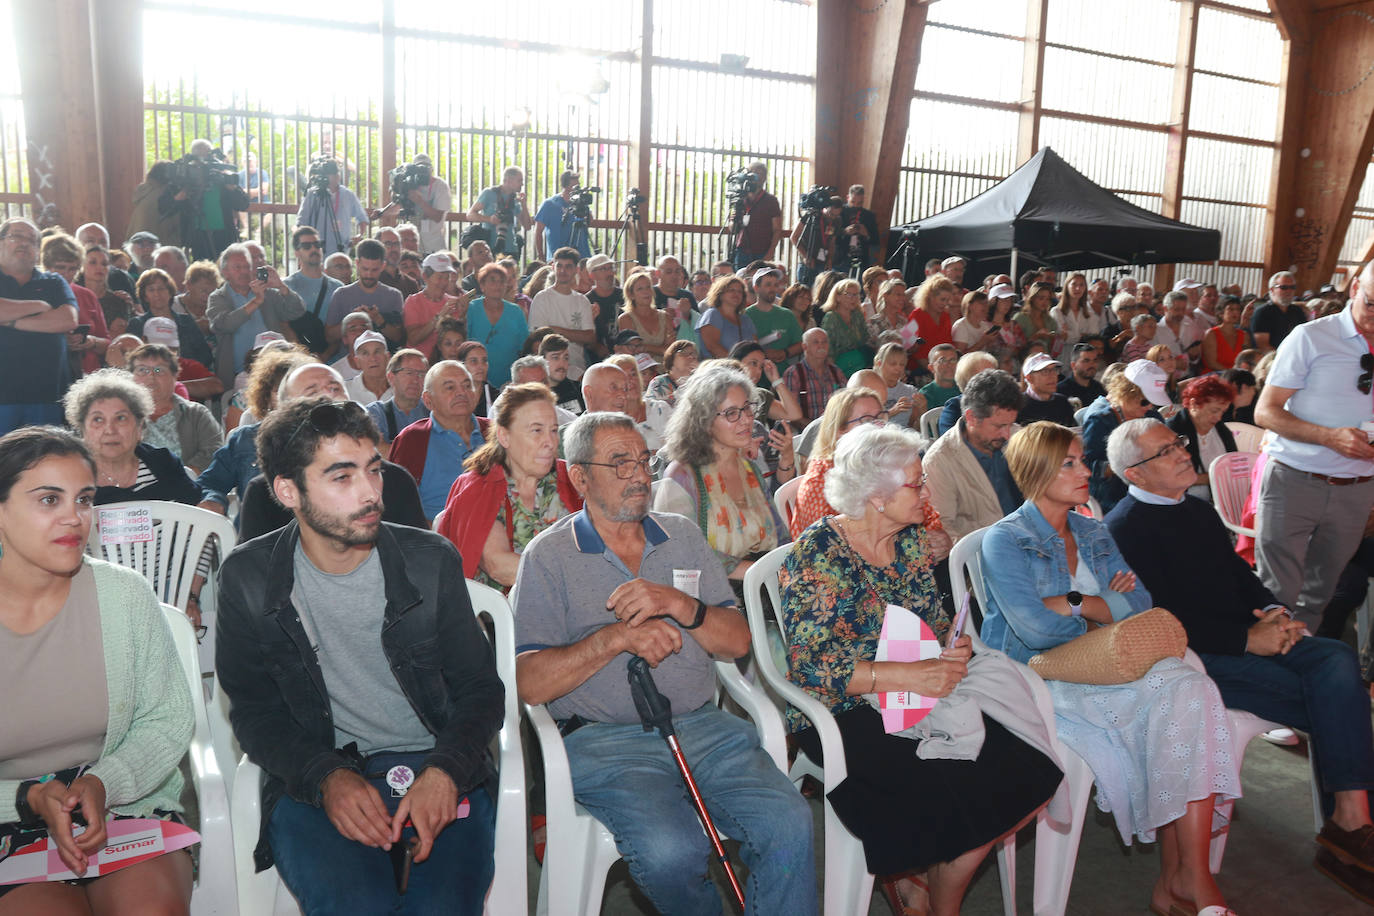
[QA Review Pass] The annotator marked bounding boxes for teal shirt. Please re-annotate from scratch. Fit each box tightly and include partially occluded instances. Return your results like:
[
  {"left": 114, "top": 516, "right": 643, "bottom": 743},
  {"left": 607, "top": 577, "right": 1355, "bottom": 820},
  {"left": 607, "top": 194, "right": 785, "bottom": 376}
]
[
  {"left": 919, "top": 380, "right": 961, "bottom": 409},
  {"left": 745, "top": 304, "right": 803, "bottom": 369}
]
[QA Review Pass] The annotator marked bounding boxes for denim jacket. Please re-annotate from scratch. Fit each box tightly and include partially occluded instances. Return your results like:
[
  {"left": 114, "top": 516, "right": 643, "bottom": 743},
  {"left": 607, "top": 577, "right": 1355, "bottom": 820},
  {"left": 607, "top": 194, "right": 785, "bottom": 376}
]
[
  {"left": 195, "top": 422, "right": 259, "bottom": 520},
  {"left": 980, "top": 500, "right": 1152, "bottom": 664},
  {"left": 215, "top": 520, "right": 504, "bottom": 870}
]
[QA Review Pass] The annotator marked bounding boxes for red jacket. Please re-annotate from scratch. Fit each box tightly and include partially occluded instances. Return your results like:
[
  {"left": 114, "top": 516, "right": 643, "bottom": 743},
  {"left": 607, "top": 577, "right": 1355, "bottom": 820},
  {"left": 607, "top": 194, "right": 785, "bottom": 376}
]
[{"left": 435, "top": 460, "right": 582, "bottom": 579}]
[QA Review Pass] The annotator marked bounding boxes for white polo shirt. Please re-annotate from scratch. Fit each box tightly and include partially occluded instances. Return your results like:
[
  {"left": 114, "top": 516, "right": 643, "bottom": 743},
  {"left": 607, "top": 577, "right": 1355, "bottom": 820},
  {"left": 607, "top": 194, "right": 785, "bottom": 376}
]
[{"left": 1266, "top": 307, "right": 1374, "bottom": 477}]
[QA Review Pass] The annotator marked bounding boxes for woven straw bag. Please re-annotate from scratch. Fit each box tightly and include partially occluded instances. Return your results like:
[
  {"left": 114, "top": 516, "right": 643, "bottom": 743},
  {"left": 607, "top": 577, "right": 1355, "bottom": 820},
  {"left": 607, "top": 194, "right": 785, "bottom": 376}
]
[{"left": 1027, "top": 607, "right": 1187, "bottom": 685}]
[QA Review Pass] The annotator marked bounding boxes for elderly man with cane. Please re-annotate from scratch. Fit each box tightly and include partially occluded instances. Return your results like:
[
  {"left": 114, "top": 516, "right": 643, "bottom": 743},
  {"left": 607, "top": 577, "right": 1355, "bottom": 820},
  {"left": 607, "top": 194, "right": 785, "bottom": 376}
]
[{"left": 513, "top": 411, "right": 817, "bottom": 915}]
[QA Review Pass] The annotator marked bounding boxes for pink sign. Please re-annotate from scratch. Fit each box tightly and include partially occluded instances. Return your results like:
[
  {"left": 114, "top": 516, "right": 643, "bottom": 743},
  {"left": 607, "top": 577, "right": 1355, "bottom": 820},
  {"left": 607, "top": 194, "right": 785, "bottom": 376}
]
[
  {"left": 874, "top": 603, "right": 941, "bottom": 733},
  {"left": 0, "top": 818, "right": 200, "bottom": 885}
]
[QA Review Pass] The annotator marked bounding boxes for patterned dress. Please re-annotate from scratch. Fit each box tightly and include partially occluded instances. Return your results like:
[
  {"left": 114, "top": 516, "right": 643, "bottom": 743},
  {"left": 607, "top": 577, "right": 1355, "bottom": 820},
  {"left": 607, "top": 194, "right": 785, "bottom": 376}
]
[{"left": 476, "top": 470, "right": 569, "bottom": 594}]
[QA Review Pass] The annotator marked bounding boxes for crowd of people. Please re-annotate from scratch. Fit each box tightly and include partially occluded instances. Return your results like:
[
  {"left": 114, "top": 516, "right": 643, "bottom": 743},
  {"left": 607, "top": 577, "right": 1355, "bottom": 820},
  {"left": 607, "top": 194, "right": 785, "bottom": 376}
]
[{"left": 3, "top": 146, "right": 1374, "bottom": 915}]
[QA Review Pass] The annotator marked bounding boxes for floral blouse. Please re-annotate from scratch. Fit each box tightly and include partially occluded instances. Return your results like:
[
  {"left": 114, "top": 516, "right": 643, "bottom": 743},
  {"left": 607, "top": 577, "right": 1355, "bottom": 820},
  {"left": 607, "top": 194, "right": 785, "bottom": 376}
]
[
  {"left": 822, "top": 308, "right": 873, "bottom": 359},
  {"left": 477, "top": 469, "right": 568, "bottom": 594},
  {"left": 778, "top": 520, "right": 949, "bottom": 733}
]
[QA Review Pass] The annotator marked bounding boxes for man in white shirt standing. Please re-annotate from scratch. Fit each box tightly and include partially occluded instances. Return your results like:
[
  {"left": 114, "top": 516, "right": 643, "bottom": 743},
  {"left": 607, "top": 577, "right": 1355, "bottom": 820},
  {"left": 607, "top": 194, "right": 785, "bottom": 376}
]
[{"left": 528, "top": 246, "right": 598, "bottom": 381}]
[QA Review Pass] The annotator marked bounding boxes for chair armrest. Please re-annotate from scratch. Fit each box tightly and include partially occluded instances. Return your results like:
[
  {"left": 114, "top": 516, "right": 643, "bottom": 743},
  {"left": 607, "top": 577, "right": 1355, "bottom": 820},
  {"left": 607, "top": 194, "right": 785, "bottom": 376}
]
[
  {"left": 744, "top": 656, "right": 850, "bottom": 787},
  {"left": 715, "top": 661, "right": 789, "bottom": 774},
  {"left": 523, "top": 703, "right": 579, "bottom": 827}
]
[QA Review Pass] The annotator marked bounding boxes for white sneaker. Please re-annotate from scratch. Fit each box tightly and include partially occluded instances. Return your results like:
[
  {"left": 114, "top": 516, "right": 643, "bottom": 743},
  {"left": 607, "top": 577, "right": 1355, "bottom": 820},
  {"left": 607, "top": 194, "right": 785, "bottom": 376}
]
[{"left": 1260, "top": 727, "right": 1300, "bottom": 746}]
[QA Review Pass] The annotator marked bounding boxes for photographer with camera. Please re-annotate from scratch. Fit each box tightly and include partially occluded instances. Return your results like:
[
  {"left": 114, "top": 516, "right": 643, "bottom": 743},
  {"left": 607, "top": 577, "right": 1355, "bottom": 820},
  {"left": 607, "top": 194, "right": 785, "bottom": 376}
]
[
  {"left": 162, "top": 139, "right": 250, "bottom": 263},
  {"left": 727, "top": 161, "right": 783, "bottom": 271},
  {"left": 128, "top": 161, "right": 183, "bottom": 250},
  {"left": 206, "top": 242, "right": 305, "bottom": 387},
  {"left": 789, "top": 190, "right": 841, "bottom": 287},
  {"left": 837, "top": 184, "right": 879, "bottom": 276},
  {"left": 378, "top": 153, "right": 451, "bottom": 255},
  {"left": 296, "top": 156, "right": 369, "bottom": 257},
  {"left": 464, "top": 165, "right": 531, "bottom": 259},
  {"left": 534, "top": 170, "right": 593, "bottom": 261}
]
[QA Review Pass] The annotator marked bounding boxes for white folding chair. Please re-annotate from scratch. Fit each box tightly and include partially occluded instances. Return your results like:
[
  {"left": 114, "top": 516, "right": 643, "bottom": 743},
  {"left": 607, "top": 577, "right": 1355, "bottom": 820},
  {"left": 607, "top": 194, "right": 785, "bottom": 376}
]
[
  {"left": 230, "top": 582, "right": 528, "bottom": 916},
  {"left": 1073, "top": 405, "right": 1090, "bottom": 426},
  {"left": 919, "top": 406, "right": 943, "bottom": 439},
  {"left": 161, "top": 604, "right": 235, "bottom": 916},
  {"left": 773, "top": 475, "right": 802, "bottom": 532},
  {"left": 1224, "top": 421, "right": 1266, "bottom": 455},
  {"left": 527, "top": 658, "right": 786, "bottom": 916},
  {"left": 91, "top": 501, "right": 236, "bottom": 673},
  {"left": 1208, "top": 452, "right": 1258, "bottom": 538},
  {"left": 952, "top": 528, "right": 1090, "bottom": 916}
]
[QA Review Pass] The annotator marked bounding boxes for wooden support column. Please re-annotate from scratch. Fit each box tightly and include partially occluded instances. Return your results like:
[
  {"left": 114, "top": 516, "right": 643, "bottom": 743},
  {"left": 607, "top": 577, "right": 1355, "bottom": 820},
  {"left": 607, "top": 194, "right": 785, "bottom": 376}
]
[
  {"left": 1016, "top": 0, "right": 1048, "bottom": 164},
  {"left": 1263, "top": 1, "right": 1374, "bottom": 290},
  {"left": 814, "top": 0, "right": 929, "bottom": 233},
  {"left": 11, "top": 0, "right": 106, "bottom": 230},
  {"left": 1156, "top": 0, "right": 1200, "bottom": 292},
  {"left": 380, "top": 0, "right": 397, "bottom": 193},
  {"left": 630, "top": 0, "right": 653, "bottom": 262},
  {"left": 90, "top": 0, "right": 144, "bottom": 242}
]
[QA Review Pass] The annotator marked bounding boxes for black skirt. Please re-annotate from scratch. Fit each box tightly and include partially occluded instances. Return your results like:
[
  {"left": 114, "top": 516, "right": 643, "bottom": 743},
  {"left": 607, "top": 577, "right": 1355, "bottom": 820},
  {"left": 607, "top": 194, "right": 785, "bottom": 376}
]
[{"left": 795, "top": 705, "right": 1062, "bottom": 876}]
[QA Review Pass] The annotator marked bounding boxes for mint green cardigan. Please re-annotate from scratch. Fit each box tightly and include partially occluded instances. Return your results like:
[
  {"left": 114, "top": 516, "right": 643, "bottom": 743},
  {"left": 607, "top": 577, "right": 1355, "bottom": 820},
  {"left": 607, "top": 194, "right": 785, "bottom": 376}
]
[{"left": 0, "top": 558, "right": 193, "bottom": 823}]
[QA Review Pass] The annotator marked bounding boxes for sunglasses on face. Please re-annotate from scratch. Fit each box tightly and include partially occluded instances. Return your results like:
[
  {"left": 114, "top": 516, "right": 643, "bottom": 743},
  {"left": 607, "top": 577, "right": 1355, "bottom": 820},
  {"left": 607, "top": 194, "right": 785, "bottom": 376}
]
[{"left": 296, "top": 241, "right": 322, "bottom": 250}]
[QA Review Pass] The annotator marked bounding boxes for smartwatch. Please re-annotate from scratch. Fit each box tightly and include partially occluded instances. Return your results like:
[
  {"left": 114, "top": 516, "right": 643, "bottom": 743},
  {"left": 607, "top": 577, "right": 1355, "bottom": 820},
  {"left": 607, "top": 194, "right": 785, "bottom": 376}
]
[
  {"left": 680, "top": 599, "right": 709, "bottom": 630},
  {"left": 1066, "top": 590, "right": 1084, "bottom": 617}
]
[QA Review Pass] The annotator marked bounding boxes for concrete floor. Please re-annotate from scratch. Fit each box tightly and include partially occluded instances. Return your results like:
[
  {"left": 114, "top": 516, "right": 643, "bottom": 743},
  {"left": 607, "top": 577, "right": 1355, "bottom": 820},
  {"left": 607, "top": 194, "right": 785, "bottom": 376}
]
[{"left": 543, "top": 730, "right": 1372, "bottom": 915}]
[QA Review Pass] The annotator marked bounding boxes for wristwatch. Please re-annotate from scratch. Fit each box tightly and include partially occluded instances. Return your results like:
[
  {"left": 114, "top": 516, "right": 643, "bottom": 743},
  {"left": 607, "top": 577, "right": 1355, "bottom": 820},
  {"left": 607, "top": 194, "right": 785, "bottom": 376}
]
[
  {"left": 1066, "top": 591, "right": 1084, "bottom": 617},
  {"left": 15, "top": 779, "right": 45, "bottom": 827}
]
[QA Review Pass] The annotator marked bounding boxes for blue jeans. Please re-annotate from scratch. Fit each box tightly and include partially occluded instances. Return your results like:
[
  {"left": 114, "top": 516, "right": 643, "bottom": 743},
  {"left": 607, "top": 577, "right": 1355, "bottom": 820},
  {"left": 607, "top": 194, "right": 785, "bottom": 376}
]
[
  {"left": 0, "top": 402, "right": 63, "bottom": 437},
  {"left": 565, "top": 705, "right": 817, "bottom": 916},
  {"left": 732, "top": 249, "right": 765, "bottom": 271},
  {"left": 267, "top": 784, "right": 495, "bottom": 916},
  {"left": 1200, "top": 637, "right": 1374, "bottom": 810}
]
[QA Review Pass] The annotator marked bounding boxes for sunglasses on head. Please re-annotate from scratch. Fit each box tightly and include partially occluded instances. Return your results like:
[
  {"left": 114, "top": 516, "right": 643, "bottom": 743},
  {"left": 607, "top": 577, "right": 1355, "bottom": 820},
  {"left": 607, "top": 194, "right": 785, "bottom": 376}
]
[
  {"left": 283, "top": 401, "right": 367, "bottom": 454},
  {"left": 1358, "top": 353, "right": 1374, "bottom": 395}
]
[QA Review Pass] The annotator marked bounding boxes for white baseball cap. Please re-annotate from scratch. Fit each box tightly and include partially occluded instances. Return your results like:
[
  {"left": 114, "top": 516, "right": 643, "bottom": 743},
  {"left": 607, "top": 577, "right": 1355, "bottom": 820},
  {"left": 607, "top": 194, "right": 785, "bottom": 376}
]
[
  {"left": 421, "top": 252, "right": 455, "bottom": 273},
  {"left": 142, "top": 316, "right": 179, "bottom": 348},
  {"left": 634, "top": 352, "right": 660, "bottom": 374},
  {"left": 353, "top": 330, "right": 388, "bottom": 353},
  {"left": 586, "top": 253, "right": 614, "bottom": 272},
  {"left": 987, "top": 283, "right": 1016, "bottom": 300},
  {"left": 1022, "top": 352, "right": 1060, "bottom": 375},
  {"left": 1124, "top": 359, "right": 1171, "bottom": 407},
  {"left": 941, "top": 255, "right": 967, "bottom": 269},
  {"left": 252, "top": 330, "right": 285, "bottom": 350},
  {"left": 1172, "top": 278, "right": 1203, "bottom": 291}
]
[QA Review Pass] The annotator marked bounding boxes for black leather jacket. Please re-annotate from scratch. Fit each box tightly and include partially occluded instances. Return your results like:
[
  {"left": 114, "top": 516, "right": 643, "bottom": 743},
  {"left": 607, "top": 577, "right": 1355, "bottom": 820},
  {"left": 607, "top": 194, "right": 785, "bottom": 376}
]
[{"left": 215, "top": 520, "right": 503, "bottom": 870}]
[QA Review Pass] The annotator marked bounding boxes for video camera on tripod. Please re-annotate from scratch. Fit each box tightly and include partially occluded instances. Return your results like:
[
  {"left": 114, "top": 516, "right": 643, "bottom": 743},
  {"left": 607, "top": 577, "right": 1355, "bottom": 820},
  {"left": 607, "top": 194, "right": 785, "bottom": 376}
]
[
  {"left": 492, "top": 195, "right": 524, "bottom": 257},
  {"left": 169, "top": 148, "right": 240, "bottom": 194},
  {"left": 725, "top": 167, "right": 761, "bottom": 203},
  {"left": 563, "top": 185, "right": 601, "bottom": 224},
  {"left": 799, "top": 185, "right": 837, "bottom": 214},
  {"left": 388, "top": 158, "right": 432, "bottom": 223},
  {"left": 306, "top": 156, "right": 340, "bottom": 198}
]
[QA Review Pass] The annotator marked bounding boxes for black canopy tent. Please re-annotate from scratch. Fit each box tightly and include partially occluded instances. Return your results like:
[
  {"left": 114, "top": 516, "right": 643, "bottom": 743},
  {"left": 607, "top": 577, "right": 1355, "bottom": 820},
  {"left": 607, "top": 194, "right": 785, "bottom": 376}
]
[{"left": 886, "top": 147, "right": 1222, "bottom": 283}]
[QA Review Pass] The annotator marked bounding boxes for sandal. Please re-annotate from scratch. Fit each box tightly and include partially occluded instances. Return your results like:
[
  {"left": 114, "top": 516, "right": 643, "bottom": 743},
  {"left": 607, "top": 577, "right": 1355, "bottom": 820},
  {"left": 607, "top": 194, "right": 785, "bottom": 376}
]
[{"left": 878, "top": 873, "right": 929, "bottom": 916}]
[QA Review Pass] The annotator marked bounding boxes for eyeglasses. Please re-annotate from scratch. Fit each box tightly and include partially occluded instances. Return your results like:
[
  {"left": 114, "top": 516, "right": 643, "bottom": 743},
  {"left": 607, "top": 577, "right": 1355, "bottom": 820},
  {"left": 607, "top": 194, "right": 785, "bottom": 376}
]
[
  {"left": 843, "top": 410, "right": 889, "bottom": 429},
  {"left": 1274, "top": 284, "right": 1297, "bottom": 291},
  {"left": 1125, "top": 435, "right": 1188, "bottom": 469},
  {"left": 1359, "top": 353, "right": 1374, "bottom": 395},
  {"left": 283, "top": 401, "right": 367, "bottom": 455},
  {"left": 902, "top": 474, "right": 928, "bottom": 491},
  {"left": 717, "top": 404, "right": 756, "bottom": 423},
  {"left": 296, "top": 241, "right": 322, "bottom": 250},
  {"left": 131, "top": 365, "right": 171, "bottom": 377},
  {"left": 581, "top": 455, "right": 653, "bottom": 479}
]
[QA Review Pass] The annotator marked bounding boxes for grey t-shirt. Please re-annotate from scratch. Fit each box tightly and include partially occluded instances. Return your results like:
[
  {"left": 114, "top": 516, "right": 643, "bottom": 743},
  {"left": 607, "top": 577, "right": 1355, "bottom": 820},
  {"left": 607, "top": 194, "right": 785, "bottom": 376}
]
[
  {"left": 512, "top": 511, "right": 738, "bottom": 725},
  {"left": 325, "top": 282, "right": 405, "bottom": 329},
  {"left": 292, "top": 545, "right": 432, "bottom": 755}
]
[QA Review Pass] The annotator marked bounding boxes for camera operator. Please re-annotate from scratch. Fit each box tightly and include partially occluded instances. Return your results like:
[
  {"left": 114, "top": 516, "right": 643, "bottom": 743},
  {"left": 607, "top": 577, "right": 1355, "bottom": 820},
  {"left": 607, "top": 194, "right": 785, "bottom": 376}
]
[
  {"left": 464, "top": 165, "right": 531, "bottom": 258},
  {"left": 533, "top": 170, "right": 592, "bottom": 260},
  {"left": 730, "top": 160, "right": 783, "bottom": 271},
  {"left": 837, "top": 184, "right": 879, "bottom": 276},
  {"left": 127, "top": 160, "right": 183, "bottom": 250},
  {"left": 789, "top": 192, "right": 841, "bottom": 287},
  {"left": 296, "top": 156, "right": 369, "bottom": 256},
  {"left": 164, "top": 138, "right": 250, "bottom": 262},
  {"left": 377, "top": 153, "right": 451, "bottom": 255}
]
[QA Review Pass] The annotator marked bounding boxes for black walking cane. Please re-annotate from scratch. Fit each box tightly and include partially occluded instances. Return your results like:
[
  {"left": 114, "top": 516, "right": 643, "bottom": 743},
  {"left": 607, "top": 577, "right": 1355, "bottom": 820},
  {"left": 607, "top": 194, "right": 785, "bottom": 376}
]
[{"left": 627, "top": 655, "right": 747, "bottom": 909}]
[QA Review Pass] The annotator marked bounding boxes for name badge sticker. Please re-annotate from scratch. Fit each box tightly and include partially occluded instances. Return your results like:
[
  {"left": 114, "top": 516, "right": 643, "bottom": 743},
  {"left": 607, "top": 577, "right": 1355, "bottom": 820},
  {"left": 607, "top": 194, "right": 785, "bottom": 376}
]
[
  {"left": 673, "top": 568, "right": 702, "bottom": 599},
  {"left": 386, "top": 765, "right": 415, "bottom": 798}
]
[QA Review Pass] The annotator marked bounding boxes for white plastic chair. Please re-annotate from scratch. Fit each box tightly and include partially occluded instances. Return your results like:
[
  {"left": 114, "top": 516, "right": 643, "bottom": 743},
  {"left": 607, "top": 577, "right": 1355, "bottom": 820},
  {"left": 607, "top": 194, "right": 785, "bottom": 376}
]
[
  {"left": 1224, "top": 421, "right": 1265, "bottom": 455},
  {"left": 230, "top": 582, "right": 528, "bottom": 916},
  {"left": 744, "top": 544, "right": 1026, "bottom": 916},
  {"left": 1073, "top": 405, "right": 1090, "bottom": 426},
  {"left": 1208, "top": 452, "right": 1258, "bottom": 538},
  {"left": 773, "top": 475, "right": 802, "bottom": 531},
  {"left": 919, "top": 406, "right": 943, "bottom": 440},
  {"left": 91, "top": 501, "right": 236, "bottom": 674},
  {"left": 527, "top": 659, "right": 786, "bottom": 916},
  {"left": 161, "top": 604, "right": 235, "bottom": 916},
  {"left": 951, "top": 529, "right": 1091, "bottom": 916}
]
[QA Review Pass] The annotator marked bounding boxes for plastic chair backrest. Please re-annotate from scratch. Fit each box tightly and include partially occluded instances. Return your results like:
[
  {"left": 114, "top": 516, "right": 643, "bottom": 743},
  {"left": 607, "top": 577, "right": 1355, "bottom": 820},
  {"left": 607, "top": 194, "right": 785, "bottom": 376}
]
[
  {"left": 1224, "top": 422, "right": 1265, "bottom": 455},
  {"left": 1209, "top": 451, "right": 1258, "bottom": 537},
  {"left": 1074, "top": 405, "right": 1090, "bottom": 426},
  {"left": 90, "top": 501, "right": 236, "bottom": 612},
  {"left": 773, "top": 476, "right": 802, "bottom": 531},
  {"left": 948, "top": 526, "right": 992, "bottom": 638},
  {"left": 919, "top": 406, "right": 943, "bottom": 439}
]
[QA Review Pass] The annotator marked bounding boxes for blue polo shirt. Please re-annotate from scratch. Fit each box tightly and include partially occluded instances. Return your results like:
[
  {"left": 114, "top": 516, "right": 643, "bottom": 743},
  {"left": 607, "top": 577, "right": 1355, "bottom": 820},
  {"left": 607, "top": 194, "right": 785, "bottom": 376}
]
[
  {"left": 418, "top": 417, "right": 483, "bottom": 519},
  {"left": 1266, "top": 307, "right": 1374, "bottom": 477},
  {"left": 0, "top": 267, "right": 76, "bottom": 405}
]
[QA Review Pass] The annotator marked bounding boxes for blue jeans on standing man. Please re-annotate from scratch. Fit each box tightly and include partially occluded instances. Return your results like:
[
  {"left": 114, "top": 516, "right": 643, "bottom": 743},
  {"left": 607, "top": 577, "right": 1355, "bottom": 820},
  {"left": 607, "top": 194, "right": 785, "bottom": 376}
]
[
  {"left": 1199, "top": 636, "right": 1374, "bottom": 816},
  {"left": 565, "top": 703, "right": 818, "bottom": 916}
]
